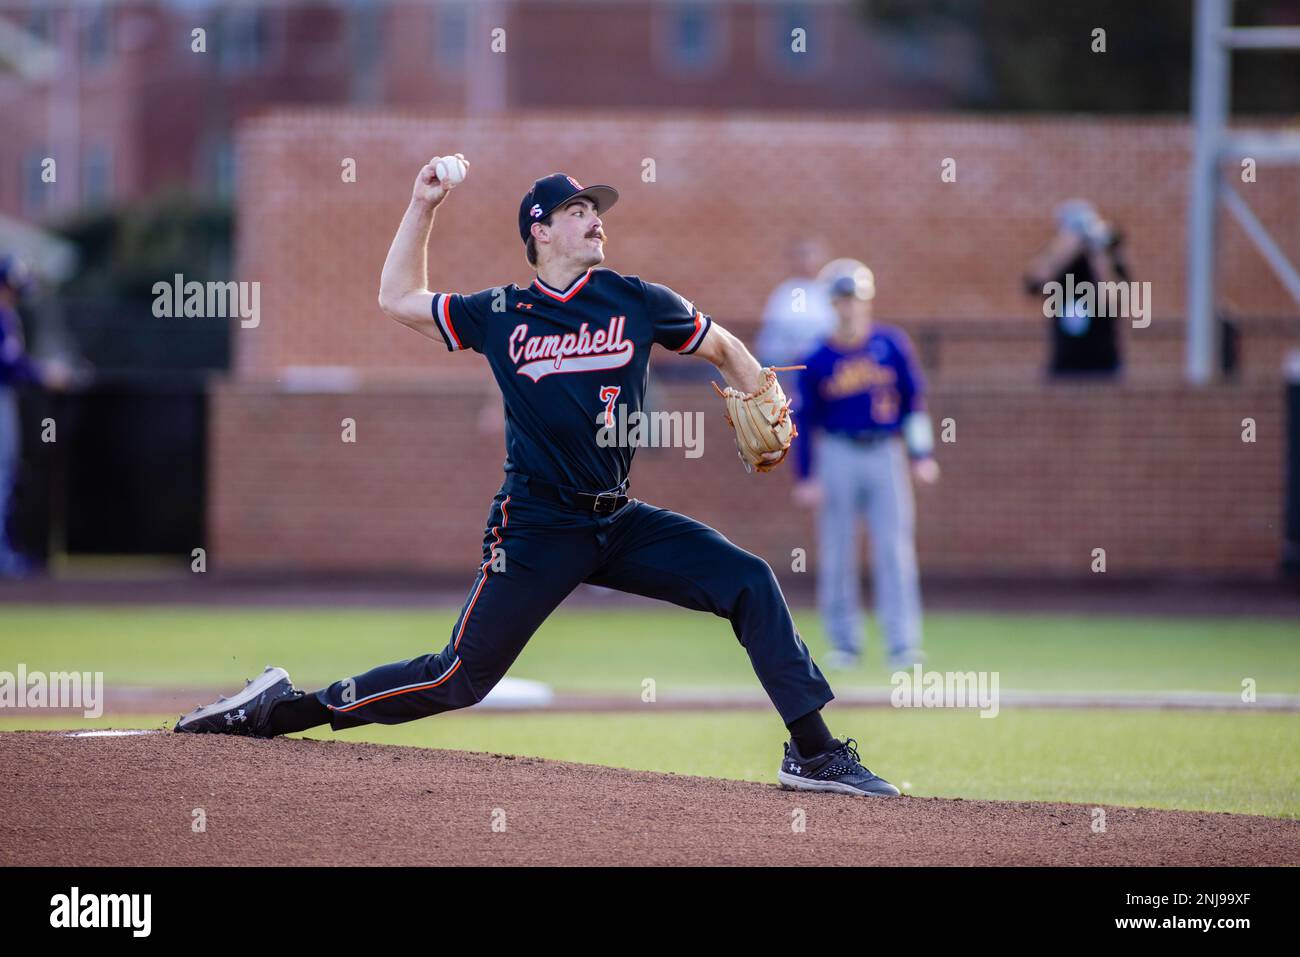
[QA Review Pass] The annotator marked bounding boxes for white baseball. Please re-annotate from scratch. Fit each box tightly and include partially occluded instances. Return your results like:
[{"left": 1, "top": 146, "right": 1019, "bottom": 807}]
[{"left": 435, "top": 155, "right": 466, "bottom": 186}]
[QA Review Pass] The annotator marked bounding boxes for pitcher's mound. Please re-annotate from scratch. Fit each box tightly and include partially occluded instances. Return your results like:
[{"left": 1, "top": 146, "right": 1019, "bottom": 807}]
[{"left": 3, "top": 731, "right": 1295, "bottom": 866}]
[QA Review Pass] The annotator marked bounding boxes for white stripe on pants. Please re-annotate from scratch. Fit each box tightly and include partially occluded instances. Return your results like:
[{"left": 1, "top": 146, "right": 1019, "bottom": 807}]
[{"left": 815, "top": 432, "right": 922, "bottom": 657}]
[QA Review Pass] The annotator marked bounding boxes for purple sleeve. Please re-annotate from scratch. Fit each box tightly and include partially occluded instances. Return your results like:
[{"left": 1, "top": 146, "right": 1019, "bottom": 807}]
[
  {"left": 0, "top": 321, "right": 41, "bottom": 386},
  {"left": 890, "top": 328, "right": 926, "bottom": 418},
  {"left": 794, "top": 363, "right": 822, "bottom": 480}
]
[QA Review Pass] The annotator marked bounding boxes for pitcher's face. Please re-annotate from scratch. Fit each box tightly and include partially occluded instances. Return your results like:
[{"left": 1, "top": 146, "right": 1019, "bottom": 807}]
[{"left": 544, "top": 198, "right": 606, "bottom": 269}]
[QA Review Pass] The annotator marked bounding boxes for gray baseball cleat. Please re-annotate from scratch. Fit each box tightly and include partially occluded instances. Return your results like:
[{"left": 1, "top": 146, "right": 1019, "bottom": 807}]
[
  {"left": 822, "top": 649, "right": 860, "bottom": 671},
  {"left": 887, "top": 647, "right": 927, "bottom": 672},
  {"left": 778, "top": 737, "right": 902, "bottom": 797},
  {"left": 174, "top": 666, "right": 299, "bottom": 738}
]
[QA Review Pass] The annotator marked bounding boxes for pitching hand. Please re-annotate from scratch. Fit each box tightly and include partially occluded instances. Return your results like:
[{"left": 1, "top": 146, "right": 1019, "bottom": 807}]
[{"left": 412, "top": 153, "right": 468, "bottom": 206}]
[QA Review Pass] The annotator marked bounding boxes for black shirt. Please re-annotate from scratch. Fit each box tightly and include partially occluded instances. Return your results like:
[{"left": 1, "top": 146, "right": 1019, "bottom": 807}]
[{"left": 433, "top": 267, "right": 712, "bottom": 491}]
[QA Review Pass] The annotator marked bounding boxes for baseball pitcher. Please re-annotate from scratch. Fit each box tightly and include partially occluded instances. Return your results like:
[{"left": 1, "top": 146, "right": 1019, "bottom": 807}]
[{"left": 175, "top": 157, "right": 901, "bottom": 797}]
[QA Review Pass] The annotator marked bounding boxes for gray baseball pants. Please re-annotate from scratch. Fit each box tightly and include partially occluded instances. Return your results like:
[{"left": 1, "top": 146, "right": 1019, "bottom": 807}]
[{"left": 814, "top": 432, "right": 923, "bottom": 658}]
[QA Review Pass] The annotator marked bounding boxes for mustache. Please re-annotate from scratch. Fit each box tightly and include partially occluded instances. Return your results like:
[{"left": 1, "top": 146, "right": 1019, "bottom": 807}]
[{"left": 586, "top": 228, "right": 606, "bottom": 240}]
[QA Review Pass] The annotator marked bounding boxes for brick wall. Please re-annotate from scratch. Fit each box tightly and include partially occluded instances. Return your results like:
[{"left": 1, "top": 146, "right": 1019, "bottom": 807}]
[
  {"left": 231, "top": 110, "right": 1299, "bottom": 381},
  {"left": 504, "top": 1, "right": 950, "bottom": 112},
  {"left": 210, "top": 378, "right": 1285, "bottom": 579}
]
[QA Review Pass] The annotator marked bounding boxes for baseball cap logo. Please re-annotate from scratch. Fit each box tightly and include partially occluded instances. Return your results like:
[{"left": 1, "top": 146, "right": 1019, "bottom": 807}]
[
  {"left": 530, "top": 204, "right": 543, "bottom": 218},
  {"left": 565, "top": 176, "right": 583, "bottom": 190}
]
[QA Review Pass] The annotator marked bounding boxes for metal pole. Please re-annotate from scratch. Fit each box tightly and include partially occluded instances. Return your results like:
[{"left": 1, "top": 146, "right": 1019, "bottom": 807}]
[
  {"left": 1219, "top": 133, "right": 1300, "bottom": 161},
  {"left": 1187, "top": 0, "right": 1231, "bottom": 385},
  {"left": 1220, "top": 26, "right": 1300, "bottom": 48},
  {"left": 1220, "top": 181, "right": 1300, "bottom": 307}
]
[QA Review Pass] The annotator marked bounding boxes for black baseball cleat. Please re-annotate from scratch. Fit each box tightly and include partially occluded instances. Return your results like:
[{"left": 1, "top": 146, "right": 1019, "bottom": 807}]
[
  {"left": 778, "top": 737, "right": 902, "bottom": 797},
  {"left": 174, "top": 666, "right": 299, "bottom": 738}
]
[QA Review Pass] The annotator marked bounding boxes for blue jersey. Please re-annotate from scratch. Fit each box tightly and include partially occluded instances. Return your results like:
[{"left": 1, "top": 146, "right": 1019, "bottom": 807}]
[
  {"left": 432, "top": 267, "right": 712, "bottom": 492},
  {"left": 0, "top": 305, "right": 40, "bottom": 389},
  {"left": 794, "top": 325, "right": 926, "bottom": 478}
]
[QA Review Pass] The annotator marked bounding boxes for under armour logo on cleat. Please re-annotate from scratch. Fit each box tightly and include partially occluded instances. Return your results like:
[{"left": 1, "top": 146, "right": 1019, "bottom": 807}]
[{"left": 225, "top": 709, "right": 248, "bottom": 726}]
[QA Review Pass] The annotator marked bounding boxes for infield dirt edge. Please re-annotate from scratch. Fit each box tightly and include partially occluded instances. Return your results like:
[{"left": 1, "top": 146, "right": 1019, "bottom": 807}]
[{"left": 4, "top": 731, "right": 1298, "bottom": 866}]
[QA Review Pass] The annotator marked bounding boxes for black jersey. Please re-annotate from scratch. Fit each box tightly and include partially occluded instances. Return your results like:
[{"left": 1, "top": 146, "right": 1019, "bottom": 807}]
[{"left": 432, "top": 267, "right": 712, "bottom": 491}]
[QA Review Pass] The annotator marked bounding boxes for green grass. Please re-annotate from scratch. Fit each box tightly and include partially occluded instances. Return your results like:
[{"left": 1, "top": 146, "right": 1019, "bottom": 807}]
[
  {"left": 9, "top": 708, "right": 1297, "bottom": 819},
  {"left": 3, "top": 604, "right": 1296, "bottom": 818},
  {"left": 0, "top": 604, "right": 1295, "bottom": 694}
]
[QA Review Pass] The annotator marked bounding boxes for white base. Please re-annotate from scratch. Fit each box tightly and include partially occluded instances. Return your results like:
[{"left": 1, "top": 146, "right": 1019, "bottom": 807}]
[{"left": 477, "top": 677, "right": 554, "bottom": 710}]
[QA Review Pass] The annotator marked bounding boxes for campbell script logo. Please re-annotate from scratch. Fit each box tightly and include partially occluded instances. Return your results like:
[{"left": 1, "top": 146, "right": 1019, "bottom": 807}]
[{"left": 509, "top": 316, "right": 634, "bottom": 381}]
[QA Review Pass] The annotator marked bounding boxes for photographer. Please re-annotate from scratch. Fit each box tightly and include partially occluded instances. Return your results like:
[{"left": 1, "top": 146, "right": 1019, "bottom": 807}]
[{"left": 1024, "top": 199, "right": 1130, "bottom": 376}]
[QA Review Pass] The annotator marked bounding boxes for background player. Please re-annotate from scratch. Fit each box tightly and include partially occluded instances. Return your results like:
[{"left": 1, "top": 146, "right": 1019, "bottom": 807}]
[
  {"left": 792, "top": 259, "right": 938, "bottom": 671},
  {"left": 175, "top": 157, "right": 902, "bottom": 798},
  {"left": 0, "top": 255, "right": 72, "bottom": 579},
  {"left": 755, "top": 237, "right": 835, "bottom": 368}
]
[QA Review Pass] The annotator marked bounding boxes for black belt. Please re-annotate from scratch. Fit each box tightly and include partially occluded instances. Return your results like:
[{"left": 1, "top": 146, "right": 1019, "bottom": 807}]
[
  {"left": 505, "top": 474, "right": 630, "bottom": 515},
  {"left": 828, "top": 430, "right": 893, "bottom": 446}
]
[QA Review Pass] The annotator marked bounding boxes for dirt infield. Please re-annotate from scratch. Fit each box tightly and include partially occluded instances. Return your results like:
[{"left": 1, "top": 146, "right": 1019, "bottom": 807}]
[{"left": 3, "top": 732, "right": 1296, "bottom": 866}]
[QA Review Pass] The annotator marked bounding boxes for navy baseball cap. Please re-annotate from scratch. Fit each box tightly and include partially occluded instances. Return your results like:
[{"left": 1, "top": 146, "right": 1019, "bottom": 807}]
[{"left": 519, "top": 173, "right": 618, "bottom": 243}]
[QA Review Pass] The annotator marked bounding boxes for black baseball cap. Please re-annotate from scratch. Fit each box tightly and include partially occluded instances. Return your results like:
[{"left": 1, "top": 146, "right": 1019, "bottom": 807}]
[{"left": 519, "top": 173, "right": 618, "bottom": 243}]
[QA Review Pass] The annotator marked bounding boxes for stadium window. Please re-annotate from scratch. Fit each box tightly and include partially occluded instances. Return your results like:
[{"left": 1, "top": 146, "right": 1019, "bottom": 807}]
[
  {"left": 657, "top": 1, "right": 727, "bottom": 75},
  {"left": 25, "top": 8, "right": 52, "bottom": 43},
  {"left": 218, "top": 7, "right": 269, "bottom": 74},
  {"left": 350, "top": 0, "right": 384, "bottom": 99},
  {"left": 765, "top": 2, "right": 826, "bottom": 76},
  {"left": 210, "top": 138, "right": 236, "bottom": 200},
  {"left": 433, "top": 1, "right": 468, "bottom": 73},
  {"left": 80, "top": 3, "right": 112, "bottom": 69},
  {"left": 22, "top": 8, "right": 53, "bottom": 65},
  {"left": 81, "top": 146, "right": 113, "bottom": 208},
  {"left": 23, "top": 151, "right": 51, "bottom": 218}
]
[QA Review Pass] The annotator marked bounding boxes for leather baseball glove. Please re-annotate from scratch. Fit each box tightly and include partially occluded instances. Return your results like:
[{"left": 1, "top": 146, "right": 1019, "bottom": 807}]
[{"left": 712, "top": 366, "right": 799, "bottom": 473}]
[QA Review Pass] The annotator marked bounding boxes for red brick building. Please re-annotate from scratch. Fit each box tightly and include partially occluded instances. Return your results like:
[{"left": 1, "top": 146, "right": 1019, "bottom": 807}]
[{"left": 0, "top": 0, "right": 953, "bottom": 221}]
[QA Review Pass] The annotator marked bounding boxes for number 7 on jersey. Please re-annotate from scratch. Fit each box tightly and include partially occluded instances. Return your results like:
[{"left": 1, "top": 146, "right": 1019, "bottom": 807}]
[{"left": 599, "top": 385, "right": 621, "bottom": 428}]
